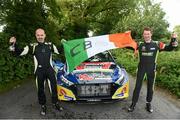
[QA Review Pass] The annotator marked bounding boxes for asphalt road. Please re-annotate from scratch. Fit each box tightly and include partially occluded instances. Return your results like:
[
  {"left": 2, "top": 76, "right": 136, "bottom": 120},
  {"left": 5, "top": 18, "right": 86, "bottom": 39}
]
[{"left": 0, "top": 75, "right": 179, "bottom": 119}]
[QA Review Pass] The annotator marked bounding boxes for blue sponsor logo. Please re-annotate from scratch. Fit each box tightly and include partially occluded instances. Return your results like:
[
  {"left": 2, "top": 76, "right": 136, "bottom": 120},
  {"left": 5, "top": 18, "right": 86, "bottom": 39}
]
[
  {"left": 116, "top": 92, "right": 124, "bottom": 97},
  {"left": 64, "top": 95, "right": 74, "bottom": 100}
]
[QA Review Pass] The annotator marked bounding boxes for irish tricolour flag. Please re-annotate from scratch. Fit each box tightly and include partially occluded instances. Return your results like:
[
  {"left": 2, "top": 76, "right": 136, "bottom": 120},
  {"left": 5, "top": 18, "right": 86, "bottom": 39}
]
[{"left": 62, "top": 31, "right": 137, "bottom": 73}]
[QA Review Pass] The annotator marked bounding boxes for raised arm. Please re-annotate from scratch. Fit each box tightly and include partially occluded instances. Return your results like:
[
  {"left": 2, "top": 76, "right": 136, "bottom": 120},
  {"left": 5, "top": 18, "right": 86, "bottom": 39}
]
[
  {"left": 9, "top": 36, "right": 31, "bottom": 56},
  {"left": 159, "top": 33, "right": 178, "bottom": 51}
]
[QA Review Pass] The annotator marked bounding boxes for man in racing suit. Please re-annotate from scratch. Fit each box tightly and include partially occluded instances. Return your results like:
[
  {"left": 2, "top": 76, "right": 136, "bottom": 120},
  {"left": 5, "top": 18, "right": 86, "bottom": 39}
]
[
  {"left": 9, "top": 28, "right": 63, "bottom": 115},
  {"left": 128, "top": 27, "right": 178, "bottom": 113}
]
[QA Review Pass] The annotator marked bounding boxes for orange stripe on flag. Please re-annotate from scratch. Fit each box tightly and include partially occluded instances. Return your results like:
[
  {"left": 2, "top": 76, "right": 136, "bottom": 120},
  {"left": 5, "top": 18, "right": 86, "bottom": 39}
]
[{"left": 109, "top": 32, "right": 137, "bottom": 50}]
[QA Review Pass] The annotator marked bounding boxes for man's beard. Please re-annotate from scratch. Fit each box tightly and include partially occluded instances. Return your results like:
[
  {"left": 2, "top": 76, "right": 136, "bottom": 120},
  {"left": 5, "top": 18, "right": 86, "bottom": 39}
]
[{"left": 37, "top": 38, "right": 44, "bottom": 43}]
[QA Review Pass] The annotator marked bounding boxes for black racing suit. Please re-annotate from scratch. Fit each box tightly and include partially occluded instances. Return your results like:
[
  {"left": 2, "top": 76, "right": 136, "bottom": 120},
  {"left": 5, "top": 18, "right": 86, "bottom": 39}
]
[
  {"left": 13, "top": 42, "right": 61, "bottom": 105},
  {"left": 132, "top": 39, "right": 176, "bottom": 104}
]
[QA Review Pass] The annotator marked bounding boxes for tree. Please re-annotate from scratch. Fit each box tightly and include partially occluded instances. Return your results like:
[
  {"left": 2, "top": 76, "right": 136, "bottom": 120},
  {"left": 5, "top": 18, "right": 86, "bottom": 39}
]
[
  {"left": 111, "top": 0, "right": 170, "bottom": 41},
  {"left": 0, "top": 0, "right": 61, "bottom": 44},
  {"left": 173, "top": 25, "right": 180, "bottom": 40},
  {"left": 55, "top": 0, "right": 137, "bottom": 39},
  {"left": 0, "top": 0, "right": 62, "bottom": 83},
  {"left": 0, "top": 0, "right": 174, "bottom": 84}
]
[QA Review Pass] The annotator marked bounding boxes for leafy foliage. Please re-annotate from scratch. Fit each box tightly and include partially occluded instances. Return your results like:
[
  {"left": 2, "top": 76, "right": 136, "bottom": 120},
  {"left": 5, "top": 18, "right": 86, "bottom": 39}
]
[
  {"left": 173, "top": 25, "right": 180, "bottom": 40},
  {"left": 0, "top": 0, "right": 179, "bottom": 97},
  {"left": 111, "top": 0, "right": 170, "bottom": 41},
  {"left": 113, "top": 49, "right": 180, "bottom": 98},
  {"left": 156, "top": 51, "right": 180, "bottom": 98},
  {"left": 0, "top": 33, "right": 33, "bottom": 84},
  {"left": 56, "top": 0, "right": 137, "bottom": 39},
  {"left": 0, "top": 0, "right": 61, "bottom": 85}
]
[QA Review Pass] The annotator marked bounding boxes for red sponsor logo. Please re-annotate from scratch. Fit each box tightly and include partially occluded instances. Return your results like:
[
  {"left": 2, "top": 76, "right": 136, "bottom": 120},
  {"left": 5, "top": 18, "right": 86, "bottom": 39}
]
[
  {"left": 79, "top": 74, "right": 94, "bottom": 80},
  {"left": 76, "top": 62, "right": 112, "bottom": 70},
  {"left": 59, "top": 89, "right": 66, "bottom": 96}
]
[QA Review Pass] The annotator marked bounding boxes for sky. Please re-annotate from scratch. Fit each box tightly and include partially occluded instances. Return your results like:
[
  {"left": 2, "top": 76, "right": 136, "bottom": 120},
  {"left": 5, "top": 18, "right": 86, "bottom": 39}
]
[{"left": 154, "top": 0, "right": 180, "bottom": 31}]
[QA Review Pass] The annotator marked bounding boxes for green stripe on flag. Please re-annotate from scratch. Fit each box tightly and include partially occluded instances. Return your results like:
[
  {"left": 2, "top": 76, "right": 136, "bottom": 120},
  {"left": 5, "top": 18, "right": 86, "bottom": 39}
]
[{"left": 63, "top": 38, "right": 88, "bottom": 72}]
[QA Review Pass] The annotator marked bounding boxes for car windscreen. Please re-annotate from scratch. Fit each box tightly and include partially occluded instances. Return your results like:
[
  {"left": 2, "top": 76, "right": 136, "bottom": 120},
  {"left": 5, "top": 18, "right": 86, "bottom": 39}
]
[{"left": 85, "top": 52, "right": 114, "bottom": 62}]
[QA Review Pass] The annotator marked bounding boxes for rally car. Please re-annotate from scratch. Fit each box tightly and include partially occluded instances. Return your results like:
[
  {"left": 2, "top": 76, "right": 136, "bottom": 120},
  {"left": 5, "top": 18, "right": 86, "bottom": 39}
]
[{"left": 53, "top": 51, "right": 129, "bottom": 101}]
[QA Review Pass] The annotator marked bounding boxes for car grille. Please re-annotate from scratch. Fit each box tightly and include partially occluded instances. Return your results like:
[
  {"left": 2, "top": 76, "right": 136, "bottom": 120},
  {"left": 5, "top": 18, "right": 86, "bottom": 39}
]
[{"left": 77, "top": 84, "right": 111, "bottom": 97}]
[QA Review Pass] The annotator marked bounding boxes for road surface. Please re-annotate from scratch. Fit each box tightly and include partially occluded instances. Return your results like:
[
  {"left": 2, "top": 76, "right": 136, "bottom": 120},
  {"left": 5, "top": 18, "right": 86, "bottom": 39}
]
[{"left": 0, "top": 75, "right": 179, "bottom": 119}]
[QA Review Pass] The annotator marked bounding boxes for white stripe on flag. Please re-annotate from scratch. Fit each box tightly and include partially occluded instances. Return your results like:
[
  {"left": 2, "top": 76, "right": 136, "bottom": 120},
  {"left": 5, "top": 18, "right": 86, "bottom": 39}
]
[{"left": 85, "top": 35, "right": 116, "bottom": 58}]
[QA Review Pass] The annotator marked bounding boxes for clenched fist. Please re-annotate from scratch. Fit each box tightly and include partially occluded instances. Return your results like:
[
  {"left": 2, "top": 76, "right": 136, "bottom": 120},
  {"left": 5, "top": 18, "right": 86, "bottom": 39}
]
[{"left": 9, "top": 36, "right": 16, "bottom": 45}]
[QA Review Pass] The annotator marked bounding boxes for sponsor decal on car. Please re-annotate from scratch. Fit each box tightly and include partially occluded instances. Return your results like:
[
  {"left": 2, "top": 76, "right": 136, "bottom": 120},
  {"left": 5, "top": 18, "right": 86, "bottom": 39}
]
[
  {"left": 54, "top": 51, "right": 129, "bottom": 101},
  {"left": 116, "top": 92, "right": 124, "bottom": 97},
  {"left": 76, "top": 62, "right": 112, "bottom": 70},
  {"left": 64, "top": 95, "right": 74, "bottom": 100},
  {"left": 79, "top": 74, "right": 94, "bottom": 80}
]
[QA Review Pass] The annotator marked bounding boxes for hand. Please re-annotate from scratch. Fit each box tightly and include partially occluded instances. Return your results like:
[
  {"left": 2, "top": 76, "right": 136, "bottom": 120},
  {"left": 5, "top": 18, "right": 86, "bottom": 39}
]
[
  {"left": 61, "top": 39, "right": 67, "bottom": 43},
  {"left": 170, "top": 36, "right": 178, "bottom": 48},
  {"left": 172, "top": 41, "right": 178, "bottom": 47},
  {"left": 9, "top": 36, "right": 16, "bottom": 45},
  {"left": 171, "top": 33, "right": 177, "bottom": 38},
  {"left": 9, "top": 37, "right": 16, "bottom": 51}
]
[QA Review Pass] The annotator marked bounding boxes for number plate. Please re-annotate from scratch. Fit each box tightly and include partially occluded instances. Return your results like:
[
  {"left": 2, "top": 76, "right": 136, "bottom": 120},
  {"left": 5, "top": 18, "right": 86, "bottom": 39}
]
[{"left": 77, "top": 84, "right": 111, "bottom": 97}]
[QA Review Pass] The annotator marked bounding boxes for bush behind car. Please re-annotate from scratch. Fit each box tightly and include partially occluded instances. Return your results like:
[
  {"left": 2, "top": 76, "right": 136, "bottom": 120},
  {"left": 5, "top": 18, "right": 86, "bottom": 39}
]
[{"left": 112, "top": 49, "right": 180, "bottom": 98}]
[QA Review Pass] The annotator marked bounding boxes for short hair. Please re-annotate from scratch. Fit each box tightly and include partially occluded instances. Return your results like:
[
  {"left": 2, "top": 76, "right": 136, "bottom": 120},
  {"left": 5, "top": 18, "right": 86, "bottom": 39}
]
[
  {"left": 143, "top": 27, "right": 152, "bottom": 33},
  {"left": 35, "top": 28, "right": 45, "bottom": 34}
]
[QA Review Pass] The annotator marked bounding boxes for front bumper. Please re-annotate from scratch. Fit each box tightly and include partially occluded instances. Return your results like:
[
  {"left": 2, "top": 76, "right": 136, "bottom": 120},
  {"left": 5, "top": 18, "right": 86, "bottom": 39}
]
[{"left": 57, "top": 81, "right": 129, "bottom": 101}]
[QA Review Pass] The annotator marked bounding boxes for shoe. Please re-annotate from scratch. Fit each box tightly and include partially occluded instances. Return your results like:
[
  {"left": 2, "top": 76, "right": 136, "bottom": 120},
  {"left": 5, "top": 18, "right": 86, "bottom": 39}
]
[
  {"left": 53, "top": 102, "right": 63, "bottom": 111},
  {"left": 128, "top": 103, "right": 136, "bottom": 112},
  {"left": 40, "top": 105, "right": 46, "bottom": 116},
  {"left": 146, "top": 103, "right": 153, "bottom": 113}
]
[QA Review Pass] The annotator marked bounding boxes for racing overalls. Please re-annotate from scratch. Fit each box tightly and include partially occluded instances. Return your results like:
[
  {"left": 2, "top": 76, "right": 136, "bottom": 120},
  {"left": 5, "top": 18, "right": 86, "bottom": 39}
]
[
  {"left": 132, "top": 40, "right": 175, "bottom": 104},
  {"left": 13, "top": 42, "right": 61, "bottom": 105}
]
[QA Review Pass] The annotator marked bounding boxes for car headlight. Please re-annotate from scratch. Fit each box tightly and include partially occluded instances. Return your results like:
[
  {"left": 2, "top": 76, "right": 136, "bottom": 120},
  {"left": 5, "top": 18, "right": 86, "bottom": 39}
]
[
  {"left": 115, "top": 68, "right": 125, "bottom": 85},
  {"left": 115, "top": 74, "right": 124, "bottom": 85},
  {"left": 61, "top": 76, "right": 74, "bottom": 86}
]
